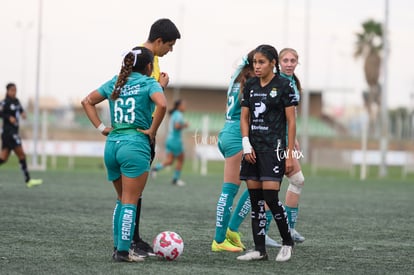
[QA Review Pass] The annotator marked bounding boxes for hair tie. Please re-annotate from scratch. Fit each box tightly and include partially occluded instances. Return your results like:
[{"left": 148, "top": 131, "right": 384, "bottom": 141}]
[{"left": 122, "top": 49, "right": 142, "bottom": 67}]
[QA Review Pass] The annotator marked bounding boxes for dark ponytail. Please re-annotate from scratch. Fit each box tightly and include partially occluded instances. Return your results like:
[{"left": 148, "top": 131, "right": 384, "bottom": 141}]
[
  {"left": 169, "top": 99, "right": 182, "bottom": 115},
  {"left": 110, "top": 47, "right": 154, "bottom": 100}
]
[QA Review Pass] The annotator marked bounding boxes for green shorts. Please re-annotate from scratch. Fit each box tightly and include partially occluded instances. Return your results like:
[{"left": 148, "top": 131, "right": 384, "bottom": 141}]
[
  {"left": 165, "top": 137, "right": 184, "bottom": 157},
  {"left": 104, "top": 135, "right": 151, "bottom": 181},
  {"left": 218, "top": 123, "right": 242, "bottom": 158}
]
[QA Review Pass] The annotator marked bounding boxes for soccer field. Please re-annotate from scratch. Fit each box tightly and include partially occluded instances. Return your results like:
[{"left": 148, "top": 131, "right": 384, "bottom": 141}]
[{"left": 0, "top": 160, "right": 413, "bottom": 275}]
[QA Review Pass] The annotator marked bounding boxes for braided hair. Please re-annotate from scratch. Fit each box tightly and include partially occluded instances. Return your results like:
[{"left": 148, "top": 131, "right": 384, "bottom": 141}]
[
  {"left": 110, "top": 46, "right": 154, "bottom": 100},
  {"left": 254, "top": 44, "right": 280, "bottom": 75}
]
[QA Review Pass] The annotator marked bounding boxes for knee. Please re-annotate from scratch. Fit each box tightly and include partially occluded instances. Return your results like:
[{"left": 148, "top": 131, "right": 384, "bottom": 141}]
[{"left": 287, "top": 171, "right": 305, "bottom": 195}]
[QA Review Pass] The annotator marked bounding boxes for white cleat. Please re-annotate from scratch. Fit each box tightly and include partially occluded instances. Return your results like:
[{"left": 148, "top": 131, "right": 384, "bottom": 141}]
[
  {"left": 265, "top": 235, "right": 281, "bottom": 247},
  {"left": 150, "top": 169, "right": 157, "bottom": 179},
  {"left": 275, "top": 245, "right": 293, "bottom": 262},
  {"left": 291, "top": 229, "right": 305, "bottom": 243},
  {"left": 237, "top": 250, "right": 268, "bottom": 261},
  {"left": 173, "top": 180, "right": 186, "bottom": 186}
]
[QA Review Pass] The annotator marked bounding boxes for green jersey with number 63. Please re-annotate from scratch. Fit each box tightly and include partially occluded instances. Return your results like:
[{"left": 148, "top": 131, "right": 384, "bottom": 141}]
[{"left": 97, "top": 72, "right": 163, "bottom": 140}]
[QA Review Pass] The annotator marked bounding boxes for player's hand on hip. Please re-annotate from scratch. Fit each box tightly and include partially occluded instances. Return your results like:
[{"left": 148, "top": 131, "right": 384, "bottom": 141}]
[
  {"left": 101, "top": 127, "right": 112, "bottom": 136},
  {"left": 138, "top": 128, "right": 156, "bottom": 144}
]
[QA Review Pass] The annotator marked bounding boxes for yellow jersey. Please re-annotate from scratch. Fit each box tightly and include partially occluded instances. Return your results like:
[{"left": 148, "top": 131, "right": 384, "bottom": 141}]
[
  {"left": 151, "top": 55, "right": 160, "bottom": 81},
  {"left": 140, "top": 44, "right": 160, "bottom": 81}
]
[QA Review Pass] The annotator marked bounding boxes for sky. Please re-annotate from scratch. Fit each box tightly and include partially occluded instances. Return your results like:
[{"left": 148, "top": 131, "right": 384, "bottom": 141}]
[{"left": 1, "top": 0, "right": 414, "bottom": 111}]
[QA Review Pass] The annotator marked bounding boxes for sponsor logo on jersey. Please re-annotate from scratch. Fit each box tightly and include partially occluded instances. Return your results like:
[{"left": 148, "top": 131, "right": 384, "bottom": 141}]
[{"left": 253, "top": 102, "right": 266, "bottom": 117}]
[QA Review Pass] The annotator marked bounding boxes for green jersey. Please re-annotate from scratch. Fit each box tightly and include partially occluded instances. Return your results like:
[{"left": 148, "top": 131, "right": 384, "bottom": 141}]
[
  {"left": 167, "top": 110, "right": 185, "bottom": 141},
  {"left": 225, "top": 82, "right": 242, "bottom": 124},
  {"left": 97, "top": 72, "right": 163, "bottom": 141}
]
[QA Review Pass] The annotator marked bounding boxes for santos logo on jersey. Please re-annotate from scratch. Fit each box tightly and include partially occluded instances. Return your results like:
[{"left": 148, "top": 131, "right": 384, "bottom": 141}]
[{"left": 270, "top": 88, "right": 278, "bottom": 98}]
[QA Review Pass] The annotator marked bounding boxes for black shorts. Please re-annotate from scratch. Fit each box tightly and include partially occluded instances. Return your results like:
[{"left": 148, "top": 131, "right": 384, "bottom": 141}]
[
  {"left": 1, "top": 132, "right": 22, "bottom": 150},
  {"left": 240, "top": 151, "right": 285, "bottom": 182}
]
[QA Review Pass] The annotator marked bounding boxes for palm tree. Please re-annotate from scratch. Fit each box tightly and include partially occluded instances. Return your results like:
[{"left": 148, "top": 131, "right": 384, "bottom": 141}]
[{"left": 354, "top": 19, "right": 383, "bottom": 132}]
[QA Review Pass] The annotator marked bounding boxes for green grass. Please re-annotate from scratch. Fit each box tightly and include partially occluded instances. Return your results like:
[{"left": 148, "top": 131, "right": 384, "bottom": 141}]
[{"left": 0, "top": 159, "right": 413, "bottom": 274}]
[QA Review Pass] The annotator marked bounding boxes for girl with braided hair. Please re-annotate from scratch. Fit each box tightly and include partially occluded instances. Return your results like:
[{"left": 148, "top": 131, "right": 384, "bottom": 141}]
[
  {"left": 237, "top": 45, "right": 297, "bottom": 262},
  {"left": 82, "top": 46, "right": 167, "bottom": 262}
]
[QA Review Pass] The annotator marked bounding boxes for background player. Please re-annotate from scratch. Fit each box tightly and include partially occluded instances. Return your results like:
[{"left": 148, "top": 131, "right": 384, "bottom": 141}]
[
  {"left": 279, "top": 47, "right": 306, "bottom": 243},
  {"left": 0, "top": 83, "right": 42, "bottom": 187},
  {"left": 151, "top": 99, "right": 188, "bottom": 186},
  {"left": 82, "top": 47, "right": 167, "bottom": 262},
  {"left": 131, "top": 18, "right": 181, "bottom": 257},
  {"left": 237, "top": 45, "right": 296, "bottom": 262},
  {"left": 211, "top": 51, "right": 254, "bottom": 253}
]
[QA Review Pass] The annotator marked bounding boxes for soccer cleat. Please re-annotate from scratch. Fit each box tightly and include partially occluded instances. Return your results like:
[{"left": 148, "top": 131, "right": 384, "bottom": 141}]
[
  {"left": 226, "top": 228, "right": 246, "bottom": 250},
  {"left": 150, "top": 169, "right": 157, "bottom": 179},
  {"left": 291, "top": 229, "right": 305, "bottom": 243},
  {"left": 211, "top": 239, "right": 243, "bottom": 252},
  {"left": 172, "top": 179, "right": 186, "bottom": 186},
  {"left": 236, "top": 250, "right": 268, "bottom": 261},
  {"left": 113, "top": 250, "right": 144, "bottom": 262},
  {"left": 129, "top": 247, "right": 148, "bottom": 258},
  {"left": 275, "top": 245, "right": 293, "bottom": 262},
  {"left": 265, "top": 235, "right": 281, "bottom": 248},
  {"left": 26, "top": 179, "right": 43, "bottom": 188},
  {"left": 132, "top": 238, "right": 156, "bottom": 257}
]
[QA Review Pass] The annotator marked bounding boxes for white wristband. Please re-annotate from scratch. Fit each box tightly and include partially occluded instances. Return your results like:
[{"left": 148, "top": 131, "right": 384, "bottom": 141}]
[
  {"left": 97, "top": 122, "right": 106, "bottom": 133},
  {"left": 242, "top": 136, "right": 252, "bottom": 154}
]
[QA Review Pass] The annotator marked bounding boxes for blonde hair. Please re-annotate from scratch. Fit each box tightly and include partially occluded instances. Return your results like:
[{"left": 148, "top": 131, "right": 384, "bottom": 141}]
[{"left": 279, "top": 48, "right": 302, "bottom": 92}]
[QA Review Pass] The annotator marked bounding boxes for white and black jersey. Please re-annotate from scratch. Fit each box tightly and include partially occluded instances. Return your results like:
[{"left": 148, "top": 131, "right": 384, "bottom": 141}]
[{"left": 241, "top": 74, "right": 298, "bottom": 153}]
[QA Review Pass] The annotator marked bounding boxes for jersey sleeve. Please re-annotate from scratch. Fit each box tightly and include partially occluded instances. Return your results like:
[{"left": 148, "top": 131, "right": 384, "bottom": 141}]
[
  {"left": 281, "top": 80, "right": 299, "bottom": 108},
  {"left": 148, "top": 78, "right": 164, "bottom": 97},
  {"left": 17, "top": 99, "right": 25, "bottom": 114},
  {"left": 97, "top": 76, "right": 117, "bottom": 98},
  {"left": 176, "top": 112, "right": 184, "bottom": 125}
]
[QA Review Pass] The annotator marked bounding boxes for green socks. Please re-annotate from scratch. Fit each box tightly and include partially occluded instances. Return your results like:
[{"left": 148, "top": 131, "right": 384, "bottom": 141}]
[
  {"left": 173, "top": 169, "right": 181, "bottom": 181},
  {"left": 117, "top": 204, "right": 137, "bottom": 252},
  {"left": 285, "top": 206, "right": 299, "bottom": 229},
  {"left": 214, "top": 183, "right": 239, "bottom": 243},
  {"left": 228, "top": 188, "right": 250, "bottom": 232}
]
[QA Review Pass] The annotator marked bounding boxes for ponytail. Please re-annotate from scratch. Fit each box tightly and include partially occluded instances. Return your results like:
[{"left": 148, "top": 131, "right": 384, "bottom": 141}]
[
  {"left": 110, "top": 47, "right": 154, "bottom": 100},
  {"left": 169, "top": 99, "right": 182, "bottom": 115},
  {"left": 111, "top": 52, "right": 135, "bottom": 100}
]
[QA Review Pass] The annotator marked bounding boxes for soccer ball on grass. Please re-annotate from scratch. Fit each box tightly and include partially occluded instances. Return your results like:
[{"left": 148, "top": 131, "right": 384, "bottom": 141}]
[{"left": 153, "top": 231, "right": 184, "bottom": 261}]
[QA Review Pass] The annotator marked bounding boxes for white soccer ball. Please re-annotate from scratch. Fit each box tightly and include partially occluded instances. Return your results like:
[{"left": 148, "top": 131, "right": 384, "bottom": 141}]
[{"left": 153, "top": 231, "right": 184, "bottom": 261}]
